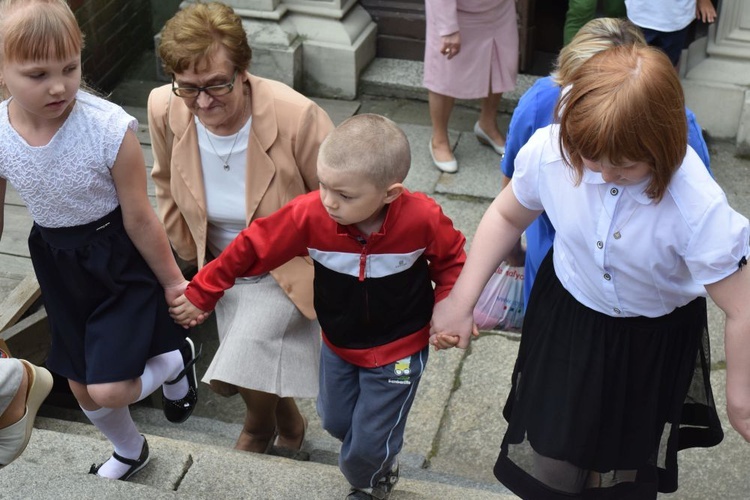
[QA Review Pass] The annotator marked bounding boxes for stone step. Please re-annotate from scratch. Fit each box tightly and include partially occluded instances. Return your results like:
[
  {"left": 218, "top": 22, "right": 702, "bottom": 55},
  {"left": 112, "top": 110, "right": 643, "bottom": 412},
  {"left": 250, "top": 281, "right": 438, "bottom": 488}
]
[
  {"left": 1, "top": 418, "right": 516, "bottom": 499},
  {"left": 357, "top": 57, "right": 541, "bottom": 115}
]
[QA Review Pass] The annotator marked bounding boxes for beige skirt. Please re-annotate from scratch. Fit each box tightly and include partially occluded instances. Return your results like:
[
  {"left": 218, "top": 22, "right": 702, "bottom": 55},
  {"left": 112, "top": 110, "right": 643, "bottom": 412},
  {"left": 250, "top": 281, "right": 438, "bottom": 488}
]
[{"left": 201, "top": 274, "right": 321, "bottom": 398}]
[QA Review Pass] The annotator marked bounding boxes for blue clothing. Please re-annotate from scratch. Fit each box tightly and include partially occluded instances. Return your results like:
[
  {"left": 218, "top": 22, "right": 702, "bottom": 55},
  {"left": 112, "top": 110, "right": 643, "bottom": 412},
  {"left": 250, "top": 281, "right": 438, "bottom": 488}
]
[
  {"left": 317, "top": 343, "right": 428, "bottom": 489},
  {"left": 500, "top": 76, "right": 712, "bottom": 310}
]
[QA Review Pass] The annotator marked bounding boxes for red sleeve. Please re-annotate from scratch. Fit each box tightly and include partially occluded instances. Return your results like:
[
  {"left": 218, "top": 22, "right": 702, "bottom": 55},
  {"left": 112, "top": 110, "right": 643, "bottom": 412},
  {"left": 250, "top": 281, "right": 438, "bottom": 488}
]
[
  {"left": 185, "top": 197, "right": 312, "bottom": 311},
  {"left": 423, "top": 199, "right": 466, "bottom": 302}
]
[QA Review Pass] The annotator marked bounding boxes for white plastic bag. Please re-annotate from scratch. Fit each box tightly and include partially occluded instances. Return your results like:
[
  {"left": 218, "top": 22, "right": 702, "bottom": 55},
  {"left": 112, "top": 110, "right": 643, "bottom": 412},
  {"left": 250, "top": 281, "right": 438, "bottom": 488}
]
[{"left": 472, "top": 261, "right": 524, "bottom": 332}]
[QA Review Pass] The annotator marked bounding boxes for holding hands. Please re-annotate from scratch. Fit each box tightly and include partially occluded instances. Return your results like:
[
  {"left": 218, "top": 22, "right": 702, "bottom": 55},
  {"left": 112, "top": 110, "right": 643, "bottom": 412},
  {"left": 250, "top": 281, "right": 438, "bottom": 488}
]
[
  {"left": 169, "top": 291, "right": 211, "bottom": 329},
  {"left": 163, "top": 279, "right": 189, "bottom": 307},
  {"left": 429, "top": 295, "right": 479, "bottom": 350}
]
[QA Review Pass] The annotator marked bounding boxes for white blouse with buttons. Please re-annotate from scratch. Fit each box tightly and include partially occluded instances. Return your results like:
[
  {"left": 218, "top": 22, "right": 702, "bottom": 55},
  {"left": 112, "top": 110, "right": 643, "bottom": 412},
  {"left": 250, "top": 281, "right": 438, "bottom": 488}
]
[{"left": 512, "top": 124, "right": 750, "bottom": 318}]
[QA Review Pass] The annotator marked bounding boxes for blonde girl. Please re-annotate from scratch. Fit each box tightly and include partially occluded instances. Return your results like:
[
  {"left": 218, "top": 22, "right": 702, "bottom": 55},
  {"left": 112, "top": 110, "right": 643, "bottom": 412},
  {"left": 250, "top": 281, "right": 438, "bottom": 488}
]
[{"left": 0, "top": 0, "right": 198, "bottom": 480}]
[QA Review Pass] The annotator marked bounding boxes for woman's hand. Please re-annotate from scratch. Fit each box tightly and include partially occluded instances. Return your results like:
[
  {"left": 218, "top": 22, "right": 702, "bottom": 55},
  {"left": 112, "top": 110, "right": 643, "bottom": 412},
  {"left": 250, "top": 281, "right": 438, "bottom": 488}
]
[{"left": 440, "top": 32, "right": 461, "bottom": 60}]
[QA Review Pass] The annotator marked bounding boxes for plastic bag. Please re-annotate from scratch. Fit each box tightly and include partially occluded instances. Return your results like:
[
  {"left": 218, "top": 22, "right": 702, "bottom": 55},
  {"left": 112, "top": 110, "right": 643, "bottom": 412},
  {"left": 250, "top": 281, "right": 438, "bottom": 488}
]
[{"left": 473, "top": 261, "right": 524, "bottom": 332}]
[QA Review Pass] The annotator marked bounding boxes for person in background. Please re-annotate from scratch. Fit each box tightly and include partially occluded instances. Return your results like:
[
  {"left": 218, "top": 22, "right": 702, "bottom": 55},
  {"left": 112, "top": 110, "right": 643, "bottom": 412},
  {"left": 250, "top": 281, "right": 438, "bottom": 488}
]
[
  {"left": 499, "top": 17, "right": 712, "bottom": 313},
  {"left": 625, "top": 0, "right": 716, "bottom": 68},
  {"left": 423, "top": 0, "right": 518, "bottom": 173},
  {"left": 563, "top": 0, "right": 626, "bottom": 46},
  {"left": 149, "top": 1, "right": 334, "bottom": 456},
  {"left": 431, "top": 45, "right": 746, "bottom": 498}
]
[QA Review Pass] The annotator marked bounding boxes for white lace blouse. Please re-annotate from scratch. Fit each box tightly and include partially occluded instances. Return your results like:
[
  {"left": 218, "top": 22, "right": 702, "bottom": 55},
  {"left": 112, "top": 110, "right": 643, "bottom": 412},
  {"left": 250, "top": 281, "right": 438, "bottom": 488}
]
[{"left": 0, "top": 90, "right": 137, "bottom": 228}]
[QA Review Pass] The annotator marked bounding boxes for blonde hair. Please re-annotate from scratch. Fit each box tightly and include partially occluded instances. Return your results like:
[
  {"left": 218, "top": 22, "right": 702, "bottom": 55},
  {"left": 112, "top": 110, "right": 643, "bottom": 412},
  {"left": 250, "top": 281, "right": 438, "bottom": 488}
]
[
  {"left": 556, "top": 45, "right": 687, "bottom": 201},
  {"left": 0, "top": 0, "right": 83, "bottom": 64},
  {"left": 552, "top": 17, "right": 645, "bottom": 87},
  {"left": 319, "top": 114, "right": 411, "bottom": 188},
  {"left": 158, "top": 1, "right": 251, "bottom": 76}
]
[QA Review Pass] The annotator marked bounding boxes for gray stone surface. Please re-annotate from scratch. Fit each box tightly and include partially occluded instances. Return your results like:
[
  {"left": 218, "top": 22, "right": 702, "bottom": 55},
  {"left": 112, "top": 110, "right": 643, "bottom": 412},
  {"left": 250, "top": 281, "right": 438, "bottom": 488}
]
[
  {"left": 428, "top": 335, "right": 519, "bottom": 484},
  {"left": 4, "top": 422, "right": 516, "bottom": 499}
]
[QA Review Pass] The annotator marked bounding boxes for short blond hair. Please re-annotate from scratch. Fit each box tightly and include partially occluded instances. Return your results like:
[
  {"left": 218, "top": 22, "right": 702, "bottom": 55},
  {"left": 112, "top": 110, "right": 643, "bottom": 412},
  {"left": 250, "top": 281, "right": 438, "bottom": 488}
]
[
  {"left": 319, "top": 114, "right": 411, "bottom": 188},
  {"left": 552, "top": 17, "right": 645, "bottom": 87},
  {"left": 158, "top": 1, "right": 251, "bottom": 76},
  {"left": 0, "top": 0, "right": 83, "bottom": 64},
  {"left": 556, "top": 45, "right": 687, "bottom": 201}
]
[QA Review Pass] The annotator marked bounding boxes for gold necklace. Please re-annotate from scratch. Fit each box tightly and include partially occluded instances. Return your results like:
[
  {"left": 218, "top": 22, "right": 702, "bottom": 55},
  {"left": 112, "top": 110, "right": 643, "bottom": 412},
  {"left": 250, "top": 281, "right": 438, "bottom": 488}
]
[{"left": 597, "top": 185, "right": 639, "bottom": 240}]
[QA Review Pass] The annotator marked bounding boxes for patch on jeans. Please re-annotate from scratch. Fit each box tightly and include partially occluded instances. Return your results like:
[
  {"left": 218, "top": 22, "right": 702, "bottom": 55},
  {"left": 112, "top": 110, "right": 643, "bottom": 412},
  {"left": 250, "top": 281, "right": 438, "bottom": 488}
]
[{"left": 388, "top": 356, "right": 412, "bottom": 385}]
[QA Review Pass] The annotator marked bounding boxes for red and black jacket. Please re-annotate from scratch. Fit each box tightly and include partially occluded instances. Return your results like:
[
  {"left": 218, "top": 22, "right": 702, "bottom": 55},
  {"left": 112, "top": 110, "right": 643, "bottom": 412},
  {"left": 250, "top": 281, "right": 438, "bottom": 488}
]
[{"left": 185, "top": 189, "right": 466, "bottom": 368}]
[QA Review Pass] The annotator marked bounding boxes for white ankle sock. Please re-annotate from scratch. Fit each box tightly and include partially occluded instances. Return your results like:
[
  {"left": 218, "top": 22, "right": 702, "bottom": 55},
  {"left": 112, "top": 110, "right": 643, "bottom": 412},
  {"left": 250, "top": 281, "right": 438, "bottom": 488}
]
[
  {"left": 137, "top": 350, "right": 187, "bottom": 402},
  {"left": 81, "top": 406, "right": 144, "bottom": 479}
]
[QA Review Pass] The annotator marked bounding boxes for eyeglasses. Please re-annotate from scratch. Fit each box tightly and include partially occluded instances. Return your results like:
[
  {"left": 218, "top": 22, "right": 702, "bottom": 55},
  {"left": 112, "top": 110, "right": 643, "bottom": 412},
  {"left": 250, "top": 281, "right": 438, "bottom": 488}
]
[{"left": 171, "top": 70, "right": 238, "bottom": 98}]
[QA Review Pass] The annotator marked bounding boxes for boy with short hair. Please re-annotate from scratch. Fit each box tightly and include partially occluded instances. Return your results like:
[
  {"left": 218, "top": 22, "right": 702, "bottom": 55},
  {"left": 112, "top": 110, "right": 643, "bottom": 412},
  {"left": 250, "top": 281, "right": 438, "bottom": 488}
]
[{"left": 171, "top": 114, "right": 466, "bottom": 500}]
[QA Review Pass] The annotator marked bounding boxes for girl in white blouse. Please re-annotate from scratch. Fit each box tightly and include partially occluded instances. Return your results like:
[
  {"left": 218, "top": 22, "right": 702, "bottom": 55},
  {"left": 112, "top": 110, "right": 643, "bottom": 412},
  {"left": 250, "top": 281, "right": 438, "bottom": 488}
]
[{"left": 431, "top": 44, "right": 750, "bottom": 499}]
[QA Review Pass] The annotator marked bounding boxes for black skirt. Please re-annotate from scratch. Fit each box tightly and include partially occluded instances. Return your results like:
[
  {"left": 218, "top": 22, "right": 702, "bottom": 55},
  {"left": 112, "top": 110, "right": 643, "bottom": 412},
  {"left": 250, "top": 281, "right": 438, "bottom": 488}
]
[
  {"left": 28, "top": 207, "right": 185, "bottom": 385},
  {"left": 494, "top": 251, "right": 723, "bottom": 499}
]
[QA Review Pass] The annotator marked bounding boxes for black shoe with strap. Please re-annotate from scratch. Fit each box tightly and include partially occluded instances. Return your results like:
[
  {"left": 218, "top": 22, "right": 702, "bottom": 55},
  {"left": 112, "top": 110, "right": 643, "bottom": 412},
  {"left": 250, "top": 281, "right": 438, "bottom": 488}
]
[
  {"left": 89, "top": 435, "right": 149, "bottom": 481},
  {"left": 162, "top": 337, "right": 201, "bottom": 423}
]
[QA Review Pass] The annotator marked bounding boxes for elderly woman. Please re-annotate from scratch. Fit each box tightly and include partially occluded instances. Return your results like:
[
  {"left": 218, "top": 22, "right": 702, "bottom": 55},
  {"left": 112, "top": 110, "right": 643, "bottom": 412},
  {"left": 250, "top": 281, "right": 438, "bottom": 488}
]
[
  {"left": 424, "top": 0, "right": 518, "bottom": 173},
  {"left": 148, "top": 1, "right": 333, "bottom": 454}
]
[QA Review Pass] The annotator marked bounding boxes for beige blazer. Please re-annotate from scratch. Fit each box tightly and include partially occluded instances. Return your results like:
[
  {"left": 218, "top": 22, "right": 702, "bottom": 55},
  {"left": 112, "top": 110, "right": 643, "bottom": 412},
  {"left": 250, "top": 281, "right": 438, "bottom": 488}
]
[{"left": 147, "top": 73, "right": 334, "bottom": 319}]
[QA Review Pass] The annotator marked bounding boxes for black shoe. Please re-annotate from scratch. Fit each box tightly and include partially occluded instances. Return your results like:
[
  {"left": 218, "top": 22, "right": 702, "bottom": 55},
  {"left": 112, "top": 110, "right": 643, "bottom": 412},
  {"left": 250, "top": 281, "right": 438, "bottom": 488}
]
[
  {"left": 162, "top": 337, "right": 201, "bottom": 423},
  {"left": 346, "top": 460, "right": 399, "bottom": 500},
  {"left": 89, "top": 435, "right": 149, "bottom": 481}
]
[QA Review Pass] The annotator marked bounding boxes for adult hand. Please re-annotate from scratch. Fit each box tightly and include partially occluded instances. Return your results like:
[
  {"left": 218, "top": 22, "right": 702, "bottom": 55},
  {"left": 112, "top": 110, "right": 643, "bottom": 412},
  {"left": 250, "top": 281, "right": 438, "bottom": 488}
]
[
  {"left": 696, "top": 0, "right": 716, "bottom": 23},
  {"left": 440, "top": 32, "right": 461, "bottom": 60}
]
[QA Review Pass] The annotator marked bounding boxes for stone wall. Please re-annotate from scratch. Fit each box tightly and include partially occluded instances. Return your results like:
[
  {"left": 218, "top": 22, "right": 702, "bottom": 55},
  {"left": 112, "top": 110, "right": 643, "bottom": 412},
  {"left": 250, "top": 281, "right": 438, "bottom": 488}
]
[{"left": 69, "top": 0, "right": 158, "bottom": 92}]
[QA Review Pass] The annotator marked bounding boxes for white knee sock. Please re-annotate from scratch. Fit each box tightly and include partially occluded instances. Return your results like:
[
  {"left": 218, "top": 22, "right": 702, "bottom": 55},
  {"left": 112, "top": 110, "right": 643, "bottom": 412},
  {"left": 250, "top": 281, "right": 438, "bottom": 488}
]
[
  {"left": 137, "top": 350, "right": 187, "bottom": 402},
  {"left": 82, "top": 406, "right": 144, "bottom": 479}
]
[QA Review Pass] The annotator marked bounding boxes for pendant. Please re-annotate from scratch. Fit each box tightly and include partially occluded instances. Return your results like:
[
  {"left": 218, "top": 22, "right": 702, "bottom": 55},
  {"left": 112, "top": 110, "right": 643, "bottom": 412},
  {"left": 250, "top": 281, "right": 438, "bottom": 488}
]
[
  {"left": 223, "top": 164, "right": 230, "bottom": 171},
  {"left": 613, "top": 231, "right": 621, "bottom": 240}
]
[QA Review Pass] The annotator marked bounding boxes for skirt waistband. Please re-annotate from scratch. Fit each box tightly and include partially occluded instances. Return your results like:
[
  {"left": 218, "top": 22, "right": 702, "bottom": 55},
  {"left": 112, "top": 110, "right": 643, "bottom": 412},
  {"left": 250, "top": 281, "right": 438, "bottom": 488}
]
[{"left": 33, "top": 207, "right": 124, "bottom": 249}]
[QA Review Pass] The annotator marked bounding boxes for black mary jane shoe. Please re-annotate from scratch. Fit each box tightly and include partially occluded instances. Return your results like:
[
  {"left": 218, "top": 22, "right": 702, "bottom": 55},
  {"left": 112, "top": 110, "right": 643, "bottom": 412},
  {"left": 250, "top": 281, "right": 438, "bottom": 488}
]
[
  {"left": 89, "top": 435, "right": 150, "bottom": 481},
  {"left": 162, "top": 337, "right": 201, "bottom": 424}
]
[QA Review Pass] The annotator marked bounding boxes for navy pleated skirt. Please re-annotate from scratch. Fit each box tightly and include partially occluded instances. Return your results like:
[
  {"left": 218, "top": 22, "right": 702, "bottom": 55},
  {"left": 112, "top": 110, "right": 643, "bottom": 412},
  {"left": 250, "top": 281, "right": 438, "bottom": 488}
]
[
  {"left": 28, "top": 207, "right": 184, "bottom": 385},
  {"left": 494, "top": 250, "right": 723, "bottom": 499}
]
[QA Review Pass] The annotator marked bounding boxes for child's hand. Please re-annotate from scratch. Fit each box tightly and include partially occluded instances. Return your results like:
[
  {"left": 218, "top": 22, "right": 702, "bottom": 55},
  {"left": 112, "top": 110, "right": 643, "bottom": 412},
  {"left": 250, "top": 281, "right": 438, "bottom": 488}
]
[
  {"left": 169, "top": 293, "right": 209, "bottom": 329},
  {"left": 163, "top": 279, "right": 189, "bottom": 306},
  {"left": 696, "top": 0, "right": 716, "bottom": 23},
  {"left": 430, "top": 333, "right": 460, "bottom": 351},
  {"left": 430, "top": 294, "right": 477, "bottom": 349}
]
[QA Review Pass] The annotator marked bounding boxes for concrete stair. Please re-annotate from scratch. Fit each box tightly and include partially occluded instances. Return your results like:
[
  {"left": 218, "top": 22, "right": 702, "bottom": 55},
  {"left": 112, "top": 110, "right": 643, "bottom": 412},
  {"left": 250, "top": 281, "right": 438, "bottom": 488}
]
[{"left": 3, "top": 417, "right": 515, "bottom": 500}]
